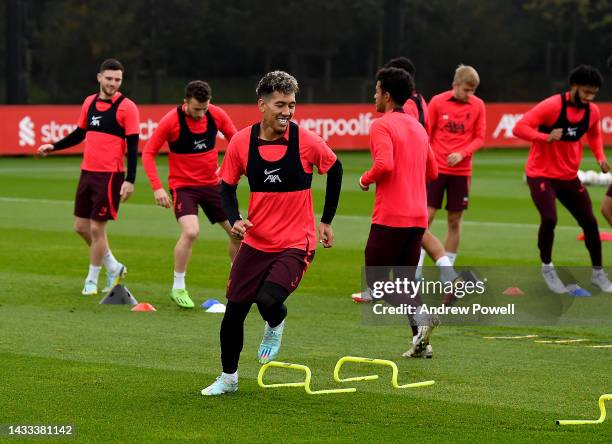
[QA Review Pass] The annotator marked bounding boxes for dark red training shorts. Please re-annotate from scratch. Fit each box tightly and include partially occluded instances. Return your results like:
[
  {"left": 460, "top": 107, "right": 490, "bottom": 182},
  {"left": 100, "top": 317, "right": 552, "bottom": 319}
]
[
  {"left": 74, "top": 170, "right": 124, "bottom": 221},
  {"left": 226, "top": 243, "right": 315, "bottom": 304},
  {"left": 170, "top": 185, "right": 227, "bottom": 223},
  {"left": 427, "top": 173, "right": 470, "bottom": 211}
]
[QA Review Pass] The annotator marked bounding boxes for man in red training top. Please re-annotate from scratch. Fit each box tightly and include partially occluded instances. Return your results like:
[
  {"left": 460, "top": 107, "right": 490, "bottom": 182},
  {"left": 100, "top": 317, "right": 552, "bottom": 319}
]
[
  {"left": 385, "top": 57, "right": 460, "bottom": 286},
  {"left": 142, "top": 80, "right": 240, "bottom": 308},
  {"left": 359, "top": 67, "right": 439, "bottom": 359},
  {"left": 427, "top": 65, "right": 486, "bottom": 266},
  {"left": 201, "top": 71, "right": 343, "bottom": 396},
  {"left": 37, "top": 58, "right": 140, "bottom": 296},
  {"left": 513, "top": 64, "right": 612, "bottom": 293}
]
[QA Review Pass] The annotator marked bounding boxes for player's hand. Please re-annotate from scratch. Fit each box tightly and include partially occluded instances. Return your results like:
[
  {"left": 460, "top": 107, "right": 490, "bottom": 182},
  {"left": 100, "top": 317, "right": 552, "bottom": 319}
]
[
  {"left": 120, "top": 181, "right": 134, "bottom": 202},
  {"left": 599, "top": 160, "right": 610, "bottom": 174},
  {"left": 231, "top": 219, "right": 253, "bottom": 240},
  {"left": 37, "top": 144, "right": 54, "bottom": 157},
  {"left": 447, "top": 152, "right": 464, "bottom": 167},
  {"left": 153, "top": 188, "right": 172, "bottom": 208},
  {"left": 318, "top": 222, "right": 334, "bottom": 248},
  {"left": 547, "top": 128, "right": 563, "bottom": 142},
  {"left": 358, "top": 175, "right": 369, "bottom": 191}
]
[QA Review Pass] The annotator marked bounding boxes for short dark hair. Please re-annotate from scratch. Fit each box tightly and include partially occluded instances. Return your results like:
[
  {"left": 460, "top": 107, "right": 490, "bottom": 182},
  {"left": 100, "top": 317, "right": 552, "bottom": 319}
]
[
  {"left": 384, "top": 57, "right": 416, "bottom": 77},
  {"left": 185, "top": 80, "right": 212, "bottom": 102},
  {"left": 568, "top": 64, "right": 603, "bottom": 87},
  {"left": 376, "top": 67, "right": 414, "bottom": 106},
  {"left": 256, "top": 71, "right": 299, "bottom": 99},
  {"left": 99, "top": 58, "right": 124, "bottom": 73}
]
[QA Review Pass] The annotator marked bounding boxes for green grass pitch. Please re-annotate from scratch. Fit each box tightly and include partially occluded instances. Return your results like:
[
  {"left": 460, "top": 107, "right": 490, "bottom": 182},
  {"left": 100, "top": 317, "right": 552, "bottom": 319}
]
[{"left": 0, "top": 150, "right": 610, "bottom": 442}]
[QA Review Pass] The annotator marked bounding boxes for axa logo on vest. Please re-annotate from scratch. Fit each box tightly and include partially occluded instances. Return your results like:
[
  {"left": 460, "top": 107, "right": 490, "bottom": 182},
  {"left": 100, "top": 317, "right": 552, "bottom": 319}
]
[
  {"left": 193, "top": 139, "right": 208, "bottom": 150},
  {"left": 264, "top": 168, "right": 282, "bottom": 183}
]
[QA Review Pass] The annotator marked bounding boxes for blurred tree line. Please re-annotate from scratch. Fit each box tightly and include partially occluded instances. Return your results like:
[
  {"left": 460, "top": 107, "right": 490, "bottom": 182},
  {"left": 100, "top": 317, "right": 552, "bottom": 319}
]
[{"left": 2, "top": 0, "right": 611, "bottom": 104}]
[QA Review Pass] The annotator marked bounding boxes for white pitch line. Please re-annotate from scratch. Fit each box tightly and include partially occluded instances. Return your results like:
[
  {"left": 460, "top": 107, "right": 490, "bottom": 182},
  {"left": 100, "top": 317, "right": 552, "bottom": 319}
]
[
  {"left": 534, "top": 339, "right": 587, "bottom": 344},
  {"left": 483, "top": 335, "right": 539, "bottom": 340}
]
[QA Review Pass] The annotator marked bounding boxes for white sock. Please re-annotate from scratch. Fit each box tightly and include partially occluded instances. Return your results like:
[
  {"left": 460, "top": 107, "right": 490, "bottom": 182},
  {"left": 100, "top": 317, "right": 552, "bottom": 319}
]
[
  {"left": 542, "top": 262, "right": 553, "bottom": 268},
  {"left": 86, "top": 265, "right": 102, "bottom": 284},
  {"left": 436, "top": 256, "right": 452, "bottom": 267},
  {"left": 436, "top": 256, "right": 458, "bottom": 282},
  {"left": 173, "top": 271, "right": 186, "bottom": 290},
  {"left": 592, "top": 267, "right": 604, "bottom": 276},
  {"left": 412, "top": 335, "right": 418, "bottom": 345},
  {"left": 103, "top": 250, "right": 120, "bottom": 272},
  {"left": 446, "top": 252, "right": 457, "bottom": 265},
  {"left": 222, "top": 371, "right": 238, "bottom": 383}
]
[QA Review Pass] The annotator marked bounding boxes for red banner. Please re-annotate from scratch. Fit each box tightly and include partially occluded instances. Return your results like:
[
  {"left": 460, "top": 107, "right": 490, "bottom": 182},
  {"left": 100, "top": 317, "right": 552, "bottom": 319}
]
[{"left": 1, "top": 103, "right": 611, "bottom": 155}]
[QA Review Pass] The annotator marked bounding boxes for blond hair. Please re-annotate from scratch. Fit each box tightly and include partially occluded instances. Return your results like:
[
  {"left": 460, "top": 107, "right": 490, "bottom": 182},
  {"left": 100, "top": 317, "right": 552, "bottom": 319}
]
[{"left": 453, "top": 65, "right": 480, "bottom": 87}]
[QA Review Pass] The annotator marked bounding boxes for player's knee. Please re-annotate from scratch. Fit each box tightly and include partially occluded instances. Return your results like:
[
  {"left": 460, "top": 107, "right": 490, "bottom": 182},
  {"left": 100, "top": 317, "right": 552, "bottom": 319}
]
[
  {"left": 256, "top": 282, "right": 289, "bottom": 311},
  {"left": 182, "top": 227, "right": 200, "bottom": 242},
  {"left": 541, "top": 216, "right": 557, "bottom": 229},
  {"left": 448, "top": 218, "right": 461, "bottom": 231},
  {"left": 89, "top": 223, "right": 106, "bottom": 239},
  {"left": 74, "top": 221, "right": 89, "bottom": 236}
]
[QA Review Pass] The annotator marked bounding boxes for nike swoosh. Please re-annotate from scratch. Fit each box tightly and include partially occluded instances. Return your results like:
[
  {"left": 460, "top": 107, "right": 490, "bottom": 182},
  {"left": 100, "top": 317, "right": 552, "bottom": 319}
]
[{"left": 264, "top": 168, "right": 281, "bottom": 175}]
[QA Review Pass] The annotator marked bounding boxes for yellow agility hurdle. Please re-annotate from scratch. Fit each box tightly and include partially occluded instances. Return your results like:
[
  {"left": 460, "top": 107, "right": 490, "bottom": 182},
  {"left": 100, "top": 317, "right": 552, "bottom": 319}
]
[
  {"left": 258, "top": 361, "right": 356, "bottom": 395},
  {"left": 556, "top": 394, "right": 612, "bottom": 425},
  {"left": 333, "top": 356, "right": 435, "bottom": 389}
]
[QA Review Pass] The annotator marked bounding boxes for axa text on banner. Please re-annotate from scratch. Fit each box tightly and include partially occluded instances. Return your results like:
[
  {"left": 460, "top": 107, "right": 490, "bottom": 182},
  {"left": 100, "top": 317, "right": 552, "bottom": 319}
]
[{"left": 1, "top": 103, "right": 611, "bottom": 155}]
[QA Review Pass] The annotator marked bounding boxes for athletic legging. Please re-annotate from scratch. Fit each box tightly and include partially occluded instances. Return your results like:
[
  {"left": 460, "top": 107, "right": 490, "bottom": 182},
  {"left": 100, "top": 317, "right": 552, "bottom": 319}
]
[
  {"left": 220, "top": 282, "right": 289, "bottom": 374},
  {"left": 527, "top": 177, "right": 601, "bottom": 266}
]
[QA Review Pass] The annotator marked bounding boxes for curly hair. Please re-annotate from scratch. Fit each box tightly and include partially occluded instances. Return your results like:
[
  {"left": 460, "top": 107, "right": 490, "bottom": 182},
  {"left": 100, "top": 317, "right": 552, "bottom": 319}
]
[
  {"left": 256, "top": 71, "right": 299, "bottom": 99},
  {"left": 376, "top": 67, "right": 414, "bottom": 106},
  {"left": 569, "top": 65, "right": 603, "bottom": 87}
]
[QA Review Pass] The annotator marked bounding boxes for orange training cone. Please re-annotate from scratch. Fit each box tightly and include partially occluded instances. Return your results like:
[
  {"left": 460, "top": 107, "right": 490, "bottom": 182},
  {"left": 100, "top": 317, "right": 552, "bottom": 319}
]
[
  {"left": 131, "top": 303, "right": 157, "bottom": 312},
  {"left": 503, "top": 287, "right": 524, "bottom": 296},
  {"left": 576, "top": 232, "right": 612, "bottom": 241}
]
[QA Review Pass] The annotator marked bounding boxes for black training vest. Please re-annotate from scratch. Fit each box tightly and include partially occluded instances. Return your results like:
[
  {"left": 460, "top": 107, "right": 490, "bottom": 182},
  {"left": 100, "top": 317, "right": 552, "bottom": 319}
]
[
  {"left": 538, "top": 93, "right": 590, "bottom": 142},
  {"left": 168, "top": 106, "right": 218, "bottom": 154},
  {"left": 246, "top": 121, "right": 312, "bottom": 192},
  {"left": 408, "top": 92, "right": 425, "bottom": 127},
  {"left": 86, "top": 94, "right": 126, "bottom": 138}
]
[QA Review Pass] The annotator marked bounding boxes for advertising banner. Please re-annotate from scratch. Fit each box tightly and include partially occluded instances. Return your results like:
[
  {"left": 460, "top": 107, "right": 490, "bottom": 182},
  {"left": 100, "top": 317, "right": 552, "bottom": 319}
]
[{"left": 1, "top": 103, "right": 611, "bottom": 155}]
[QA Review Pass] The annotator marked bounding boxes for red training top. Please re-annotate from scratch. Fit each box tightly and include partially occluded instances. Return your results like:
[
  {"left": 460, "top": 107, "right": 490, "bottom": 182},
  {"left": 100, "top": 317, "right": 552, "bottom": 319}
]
[
  {"left": 427, "top": 90, "right": 486, "bottom": 176},
  {"left": 513, "top": 92, "right": 605, "bottom": 180},
  {"left": 142, "top": 104, "right": 237, "bottom": 190},
  {"left": 361, "top": 110, "right": 436, "bottom": 228},
  {"left": 220, "top": 124, "right": 337, "bottom": 252},
  {"left": 77, "top": 92, "right": 140, "bottom": 172}
]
